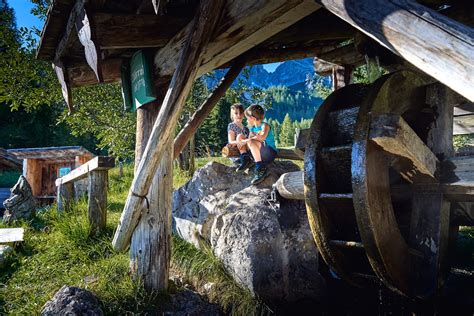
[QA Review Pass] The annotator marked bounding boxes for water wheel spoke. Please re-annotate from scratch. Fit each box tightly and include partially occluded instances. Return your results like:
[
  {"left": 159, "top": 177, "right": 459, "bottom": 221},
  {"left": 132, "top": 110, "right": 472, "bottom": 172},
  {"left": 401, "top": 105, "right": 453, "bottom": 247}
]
[{"left": 369, "top": 114, "right": 439, "bottom": 183}]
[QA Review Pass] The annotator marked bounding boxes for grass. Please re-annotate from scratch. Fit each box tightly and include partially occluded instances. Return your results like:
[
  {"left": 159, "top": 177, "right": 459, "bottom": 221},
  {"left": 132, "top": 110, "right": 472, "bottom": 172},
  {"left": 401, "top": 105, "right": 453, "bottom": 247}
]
[{"left": 0, "top": 157, "right": 262, "bottom": 315}]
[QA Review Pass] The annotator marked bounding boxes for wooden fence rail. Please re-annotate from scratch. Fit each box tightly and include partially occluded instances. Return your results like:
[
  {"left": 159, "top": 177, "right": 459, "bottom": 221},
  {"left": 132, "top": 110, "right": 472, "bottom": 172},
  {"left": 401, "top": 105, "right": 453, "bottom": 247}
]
[{"left": 55, "top": 156, "right": 114, "bottom": 235}]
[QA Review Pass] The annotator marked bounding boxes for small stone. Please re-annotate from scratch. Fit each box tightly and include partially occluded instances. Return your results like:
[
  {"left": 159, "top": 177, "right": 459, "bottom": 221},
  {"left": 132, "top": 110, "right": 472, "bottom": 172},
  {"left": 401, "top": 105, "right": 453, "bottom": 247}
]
[{"left": 203, "top": 282, "right": 214, "bottom": 294}]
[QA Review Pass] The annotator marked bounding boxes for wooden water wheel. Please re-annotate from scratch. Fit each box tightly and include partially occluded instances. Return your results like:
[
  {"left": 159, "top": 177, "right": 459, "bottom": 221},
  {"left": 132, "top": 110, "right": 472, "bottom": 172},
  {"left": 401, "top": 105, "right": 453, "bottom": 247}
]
[{"left": 304, "top": 70, "right": 461, "bottom": 297}]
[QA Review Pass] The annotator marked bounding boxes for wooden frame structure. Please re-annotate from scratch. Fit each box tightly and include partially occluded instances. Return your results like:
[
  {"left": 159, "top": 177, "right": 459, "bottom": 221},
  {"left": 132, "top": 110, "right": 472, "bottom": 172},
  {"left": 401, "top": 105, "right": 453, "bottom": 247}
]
[
  {"left": 37, "top": 0, "right": 474, "bottom": 296},
  {"left": 56, "top": 156, "right": 115, "bottom": 235},
  {"left": 8, "top": 146, "right": 93, "bottom": 199}
]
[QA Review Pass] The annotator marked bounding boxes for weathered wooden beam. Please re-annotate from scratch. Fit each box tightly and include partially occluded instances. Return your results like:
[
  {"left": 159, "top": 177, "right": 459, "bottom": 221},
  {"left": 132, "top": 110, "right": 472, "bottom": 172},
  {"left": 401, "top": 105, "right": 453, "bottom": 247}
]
[
  {"left": 88, "top": 170, "right": 107, "bottom": 236},
  {"left": 369, "top": 114, "right": 439, "bottom": 183},
  {"left": 173, "top": 57, "right": 245, "bottom": 159},
  {"left": 154, "top": 0, "right": 321, "bottom": 80},
  {"left": 273, "top": 171, "right": 304, "bottom": 200},
  {"left": 442, "top": 156, "right": 474, "bottom": 202},
  {"left": 130, "top": 93, "right": 172, "bottom": 291},
  {"left": 57, "top": 182, "right": 74, "bottom": 212},
  {"left": 52, "top": 59, "right": 74, "bottom": 114},
  {"left": 92, "top": 13, "right": 189, "bottom": 49},
  {"left": 0, "top": 228, "right": 24, "bottom": 243},
  {"left": 317, "top": 0, "right": 474, "bottom": 102},
  {"left": 68, "top": 58, "right": 121, "bottom": 87},
  {"left": 76, "top": 5, "right": 102, "bottom": 82},
  {"left": 55, "top": 156, "right": 115, "bottom": 186},
  {"left": 112, "top": 0, "right": 226, "bottom": 252}
]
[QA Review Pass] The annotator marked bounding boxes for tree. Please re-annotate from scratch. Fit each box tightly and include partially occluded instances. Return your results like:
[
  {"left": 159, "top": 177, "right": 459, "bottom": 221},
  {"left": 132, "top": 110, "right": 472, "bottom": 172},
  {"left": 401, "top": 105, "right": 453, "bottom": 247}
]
[{"left": 279, "top": 113, "right": 294, "bottom": 147}]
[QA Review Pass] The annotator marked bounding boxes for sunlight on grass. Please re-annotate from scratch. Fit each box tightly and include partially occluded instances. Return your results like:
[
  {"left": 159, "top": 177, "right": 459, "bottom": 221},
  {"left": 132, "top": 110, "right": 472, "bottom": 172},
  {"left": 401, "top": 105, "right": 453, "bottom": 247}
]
[{"left": 0, "top": 157, "right": 262, "bottom": 315}]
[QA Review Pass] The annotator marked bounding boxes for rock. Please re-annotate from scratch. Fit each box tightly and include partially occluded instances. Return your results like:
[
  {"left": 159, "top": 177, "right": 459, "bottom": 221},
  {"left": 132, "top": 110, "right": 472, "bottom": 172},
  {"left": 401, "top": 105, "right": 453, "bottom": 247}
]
[
  {"left": 3, "top": 176, "right": 36, "bottom": 223},
  {"left": 41, "top": 285, "right": 103, "bottom": 316},
  {"left": 0, "top": 245, "right": 13, "bottom": 269},
  {"left": 173, "top": 161, "right": 326, "bottom": 305},
  {"left": 165, "top": 288, "right": 221, "bottom": 316},
  {"left": 173, "top": 161, "right": 299, "bottom": 247}
]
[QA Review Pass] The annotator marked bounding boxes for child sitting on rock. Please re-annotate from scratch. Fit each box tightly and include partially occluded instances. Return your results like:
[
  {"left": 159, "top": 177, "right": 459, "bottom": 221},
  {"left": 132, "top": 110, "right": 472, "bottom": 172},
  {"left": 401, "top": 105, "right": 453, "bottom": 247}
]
[
  {"left": 227, "top": 103, "right": 250, "bottom": 165},
  {"left": 236, "top": 104, "right": 277, "bottom": 185}
]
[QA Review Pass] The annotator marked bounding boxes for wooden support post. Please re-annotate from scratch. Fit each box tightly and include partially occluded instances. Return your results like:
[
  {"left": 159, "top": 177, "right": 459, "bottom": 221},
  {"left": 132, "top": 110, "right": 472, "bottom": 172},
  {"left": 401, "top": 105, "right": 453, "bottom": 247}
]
[
  {"left": 273, "top": 171, "right": 304, "bottom": 200},
  {"left": 57, "top": 182, "right": 74, "bottom": 212},
  {"left": 130, "top": 96, "right": 172, "bottom": 291},
  {"left": 316, "top": 0, "right": 474, "bottom": 101},
  {"left": 88, "top": 170, "right": 107, "bottom": 236},
  {"left": 173, "top": 57, "right": 245, "bottom": 159},
  {"left": 112, "top": 0, "right": 225, "bottom": 252},
  {"left": 408, "top": 83, "right": 455, "bottom": 298}
]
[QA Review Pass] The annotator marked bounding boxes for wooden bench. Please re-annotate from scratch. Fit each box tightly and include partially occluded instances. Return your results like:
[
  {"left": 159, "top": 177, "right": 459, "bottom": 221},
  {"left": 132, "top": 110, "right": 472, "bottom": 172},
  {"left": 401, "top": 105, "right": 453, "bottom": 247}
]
[{"left": 55, "top": 156, "right": 115, "bottom": 235}]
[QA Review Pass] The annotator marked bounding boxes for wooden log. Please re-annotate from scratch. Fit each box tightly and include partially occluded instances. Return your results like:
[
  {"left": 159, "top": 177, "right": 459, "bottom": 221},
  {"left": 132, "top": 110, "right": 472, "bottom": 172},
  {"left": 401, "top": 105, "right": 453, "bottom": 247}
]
[
  {"left": 221, "top": 144, "right": 240, "bottom": 158},
  {"left": 273, "top": 171, "right": 304, "bottom": 200},
  {"left": 317, "top": 0, "right": 474, "bottom": 102},
  {"left": 370, "top": 114, "right": 439, "bottom": 183},
  {"left": 88, "top": 170, "right": 107, "bottom": 236},
  {"left": 112, "top": 0, "right": 226, "bottom": 252},
  {"left": 154, "top": 0, "right": 321, "bottom": 80},
  {"left": 130, "top": 95, "right": 172, "bottom": 291},
  {"left": 173, "top": 57, "right": 245, "bottom": 159},
  {"left": 57, "top": 182, "right": 74, "bottom": 212}
]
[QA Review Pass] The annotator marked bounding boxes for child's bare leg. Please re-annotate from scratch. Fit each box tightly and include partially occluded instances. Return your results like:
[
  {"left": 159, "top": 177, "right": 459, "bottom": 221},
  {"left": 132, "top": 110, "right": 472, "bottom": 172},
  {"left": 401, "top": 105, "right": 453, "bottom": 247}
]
[
  {"left": 248, "top": 139, "right": 262, "bottom": 162},
  {"left": 236, "top": 134, "right": 248, "bottom": 153}
]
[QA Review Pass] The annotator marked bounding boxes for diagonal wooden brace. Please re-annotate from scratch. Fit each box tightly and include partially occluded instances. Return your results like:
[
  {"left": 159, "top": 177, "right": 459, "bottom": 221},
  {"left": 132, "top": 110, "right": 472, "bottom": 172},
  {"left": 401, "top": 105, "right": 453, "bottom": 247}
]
[{"left": 112, "top": 0, "right": 226, "bottom": 252}]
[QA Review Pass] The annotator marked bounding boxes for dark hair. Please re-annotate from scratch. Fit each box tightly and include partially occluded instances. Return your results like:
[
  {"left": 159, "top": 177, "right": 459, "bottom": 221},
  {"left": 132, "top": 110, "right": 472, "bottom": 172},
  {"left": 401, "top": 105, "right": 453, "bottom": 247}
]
[
  {"left": 230, "top": 103, "right": 245, "bottom": 120},
  {"left": 245, "top": 104, "right": 265, "bottom": 120}
]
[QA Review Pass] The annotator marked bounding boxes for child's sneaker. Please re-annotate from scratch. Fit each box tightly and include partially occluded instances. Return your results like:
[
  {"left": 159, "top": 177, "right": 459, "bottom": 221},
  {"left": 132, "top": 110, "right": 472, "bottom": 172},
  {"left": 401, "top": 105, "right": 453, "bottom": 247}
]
[
  {"left": 251, "top": 166, "right": 268, "bottom": 185},
  {"left": 236, "top": 154, "right": 253, "bottom": 172}
]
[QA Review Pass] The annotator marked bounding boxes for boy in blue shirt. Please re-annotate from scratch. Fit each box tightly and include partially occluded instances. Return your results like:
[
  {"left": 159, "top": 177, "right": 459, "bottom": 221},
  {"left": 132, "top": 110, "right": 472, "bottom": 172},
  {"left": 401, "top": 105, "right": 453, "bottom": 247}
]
[{"left": 236, "top": 104, "right": 277, "bottom": 185}]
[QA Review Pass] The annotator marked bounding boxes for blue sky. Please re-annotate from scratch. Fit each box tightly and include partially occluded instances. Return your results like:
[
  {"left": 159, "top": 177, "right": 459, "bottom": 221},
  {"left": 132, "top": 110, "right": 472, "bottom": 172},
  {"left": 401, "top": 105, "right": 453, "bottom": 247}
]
[
  {"left": 11, "top": 0, "right": 282, "bottom": 72},
  {"left": 12, "top": 0, "right": 43, "bottom": 32}
]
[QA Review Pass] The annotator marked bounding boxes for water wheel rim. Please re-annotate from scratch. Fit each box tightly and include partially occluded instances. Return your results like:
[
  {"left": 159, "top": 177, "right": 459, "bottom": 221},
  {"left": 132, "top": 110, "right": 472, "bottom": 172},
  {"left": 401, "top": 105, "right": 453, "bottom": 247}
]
[{"left": 352, "top": 70, "right": 434, "bottom": 296}]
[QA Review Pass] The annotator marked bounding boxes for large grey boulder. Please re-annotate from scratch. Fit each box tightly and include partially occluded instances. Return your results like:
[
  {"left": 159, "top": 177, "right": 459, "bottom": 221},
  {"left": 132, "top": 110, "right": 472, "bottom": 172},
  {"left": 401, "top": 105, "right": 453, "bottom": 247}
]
[
  {"left": 3, "top": 176, "right": 36, "bottom": 223},
  {"left": 41, "top": 285, "right": 103, "bottom": 316},
  {"left": 173, "top": 161, "right": 326, "bottom": 304}
]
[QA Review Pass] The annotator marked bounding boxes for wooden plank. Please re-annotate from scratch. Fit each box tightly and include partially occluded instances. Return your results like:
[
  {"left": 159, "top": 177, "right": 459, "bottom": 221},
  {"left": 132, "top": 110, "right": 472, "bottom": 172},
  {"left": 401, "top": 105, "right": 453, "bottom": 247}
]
[
  {"left": 0, "top": 228, "right": 24, "bottom": 243},
  {"left": 370, "top": 114, "right": 439, "bottom": 183},
  {"left": 92, "top": 13, "right": 189, "bottom": 49},
  {"left": 52, "top": 59, "right": 74, "bottom": 114},
  {"left": 441, "top": 156, "right": 474, "bottom": 202},
  {"left": 453, "top": 115, "right": 474, "bottom": 135},
  {"left": 112, "top": 0, "right": 226, "bottom": 252},
  {"left": 317, "top": 0, "right": 474, "bottom": 102},
  {"left": 154, "top": 0, "right": 321, "bottom": 80},
  {"left": 55, "top": 156, "right": 115, "bottom": 186},
  {"left": 173, "top": 57, "right": 245, "bottom": 159},
  {"left": 76, "top": 5, "right": 102, "bottom": 82}
]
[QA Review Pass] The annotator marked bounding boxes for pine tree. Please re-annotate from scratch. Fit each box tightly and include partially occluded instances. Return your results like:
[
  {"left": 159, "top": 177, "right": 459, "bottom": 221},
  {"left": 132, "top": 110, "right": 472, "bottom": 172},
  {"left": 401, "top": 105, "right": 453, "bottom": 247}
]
[{"left": 279, "top": 113, "right": 295, "bottom": 147}]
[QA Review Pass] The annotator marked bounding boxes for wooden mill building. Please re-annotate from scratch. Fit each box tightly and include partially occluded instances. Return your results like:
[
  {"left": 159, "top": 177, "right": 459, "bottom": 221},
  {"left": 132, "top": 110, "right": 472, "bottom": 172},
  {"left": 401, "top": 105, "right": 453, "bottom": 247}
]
[
  {"left": 38, "top": 0, "right": 473, "bottom": 300},
  {"left": 8, "top": 146, "right": 93, "bottom": 198}
]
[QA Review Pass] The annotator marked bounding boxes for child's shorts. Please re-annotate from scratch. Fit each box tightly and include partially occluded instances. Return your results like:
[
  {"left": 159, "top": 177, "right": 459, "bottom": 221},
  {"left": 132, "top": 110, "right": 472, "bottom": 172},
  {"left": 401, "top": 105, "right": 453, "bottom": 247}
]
[{"left": 260, "top": 142, "right": 277, "bottom": 163}]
